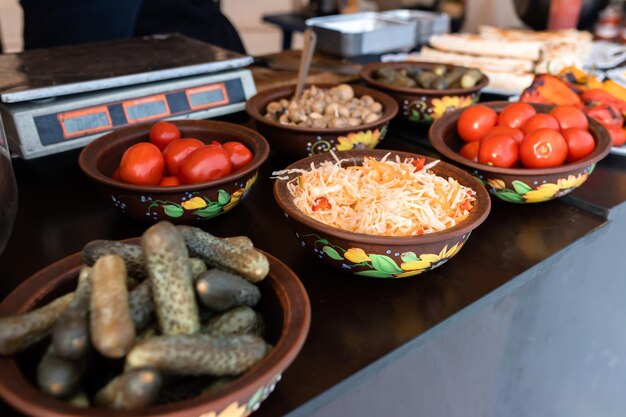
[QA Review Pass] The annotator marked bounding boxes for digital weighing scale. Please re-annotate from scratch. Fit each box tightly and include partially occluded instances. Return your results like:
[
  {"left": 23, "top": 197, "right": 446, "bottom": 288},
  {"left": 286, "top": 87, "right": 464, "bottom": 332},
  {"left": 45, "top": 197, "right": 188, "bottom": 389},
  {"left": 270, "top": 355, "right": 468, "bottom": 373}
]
[{"left": 0, "top": 33, "right": 257, "bottom": 159}]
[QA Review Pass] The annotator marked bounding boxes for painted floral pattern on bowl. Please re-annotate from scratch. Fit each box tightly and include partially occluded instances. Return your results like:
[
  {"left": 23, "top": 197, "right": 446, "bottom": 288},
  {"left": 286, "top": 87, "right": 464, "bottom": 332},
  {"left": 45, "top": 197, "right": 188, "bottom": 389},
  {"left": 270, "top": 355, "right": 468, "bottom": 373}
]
[
  {"left": 474, "top": 165, "right": 594, "bottom": 203},
  {"left": 405, "top": 94, "right": 478, "bottom": 123},
  {"left": 304, "top": 124, "right": 388, "bottom": 156},
  {"left": 111, "top": 173, "right": 257, "bottom": 221},
  {"left": 296, "top": 233, "right": 468, "bottom": 278},
  {"left": 200, "top": 374, "right": 282, "bottom": 417}
]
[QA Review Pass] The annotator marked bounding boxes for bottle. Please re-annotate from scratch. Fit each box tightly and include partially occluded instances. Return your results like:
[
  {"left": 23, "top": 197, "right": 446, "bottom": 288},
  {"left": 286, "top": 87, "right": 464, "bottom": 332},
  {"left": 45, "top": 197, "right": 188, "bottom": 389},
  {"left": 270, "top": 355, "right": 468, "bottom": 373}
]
[{"left": 595, "top": 2, "right": 622, "bottom": 40}]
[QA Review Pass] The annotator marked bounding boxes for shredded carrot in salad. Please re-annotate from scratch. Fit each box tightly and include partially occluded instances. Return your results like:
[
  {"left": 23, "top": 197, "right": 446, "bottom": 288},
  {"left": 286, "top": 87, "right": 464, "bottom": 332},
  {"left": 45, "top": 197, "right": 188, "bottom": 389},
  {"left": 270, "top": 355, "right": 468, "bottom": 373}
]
[{"left": 274, "top": 154, "right": 475, "bottom": 237}]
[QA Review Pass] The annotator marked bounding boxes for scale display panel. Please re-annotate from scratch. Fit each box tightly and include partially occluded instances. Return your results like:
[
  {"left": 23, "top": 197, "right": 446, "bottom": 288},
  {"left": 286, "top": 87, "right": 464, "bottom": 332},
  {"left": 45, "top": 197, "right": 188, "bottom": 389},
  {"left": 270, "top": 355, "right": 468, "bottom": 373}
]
[{"left": 34, "top": 79, "right": 243, "bottom": 147}]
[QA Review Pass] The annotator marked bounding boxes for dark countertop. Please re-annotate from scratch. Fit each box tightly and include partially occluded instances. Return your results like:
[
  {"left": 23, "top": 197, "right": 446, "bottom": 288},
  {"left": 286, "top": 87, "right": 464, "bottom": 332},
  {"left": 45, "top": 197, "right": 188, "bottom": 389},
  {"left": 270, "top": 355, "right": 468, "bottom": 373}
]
[{"left": 0, "top": 113, "right": 623, "bottom": 417}]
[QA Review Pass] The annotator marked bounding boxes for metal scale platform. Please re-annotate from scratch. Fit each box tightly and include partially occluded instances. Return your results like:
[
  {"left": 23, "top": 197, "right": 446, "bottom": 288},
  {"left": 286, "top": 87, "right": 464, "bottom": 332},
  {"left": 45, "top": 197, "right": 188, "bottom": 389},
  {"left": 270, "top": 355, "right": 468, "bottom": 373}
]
[{"left": 0, "top": 33, "right": 257, "bottom": 159}]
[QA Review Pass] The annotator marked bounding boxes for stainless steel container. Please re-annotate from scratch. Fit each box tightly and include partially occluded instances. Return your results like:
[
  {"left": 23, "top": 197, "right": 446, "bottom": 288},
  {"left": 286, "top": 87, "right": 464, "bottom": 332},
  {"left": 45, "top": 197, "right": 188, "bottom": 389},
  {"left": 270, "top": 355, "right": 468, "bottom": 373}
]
[
  {"left": 379, "top": 9, "right": 450, "bottom": 45},
  {"left": 306, "top": 12, "right": 417, "bottom": 57}
]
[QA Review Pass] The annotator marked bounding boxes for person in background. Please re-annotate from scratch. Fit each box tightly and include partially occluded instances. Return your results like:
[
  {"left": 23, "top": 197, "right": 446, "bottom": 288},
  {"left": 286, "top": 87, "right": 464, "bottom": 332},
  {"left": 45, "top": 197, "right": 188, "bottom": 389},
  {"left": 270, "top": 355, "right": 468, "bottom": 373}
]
[{"left": 19, "top": 0, "right": 246, "bottom": 53}]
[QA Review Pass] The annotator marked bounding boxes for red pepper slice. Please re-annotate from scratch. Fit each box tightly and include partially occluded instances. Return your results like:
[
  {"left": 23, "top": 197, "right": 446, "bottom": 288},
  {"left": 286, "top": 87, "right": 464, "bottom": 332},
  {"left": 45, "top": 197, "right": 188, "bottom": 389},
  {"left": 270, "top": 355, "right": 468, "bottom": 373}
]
[
  {"left": 312, "top": 197, "right": 331, "bottom": 211},
  {"left": 460, "top": 200, "right": 473, "bottom": 211},
  {"left": 411, "top": 158, "right": 425, "bottom": 171}
]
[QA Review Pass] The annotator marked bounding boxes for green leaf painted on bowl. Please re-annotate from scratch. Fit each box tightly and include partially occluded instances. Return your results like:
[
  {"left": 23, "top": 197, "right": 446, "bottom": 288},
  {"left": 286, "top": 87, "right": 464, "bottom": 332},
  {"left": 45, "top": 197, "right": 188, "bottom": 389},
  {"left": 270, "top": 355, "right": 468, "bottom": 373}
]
[
  {"left": 409, "top": 109, "right": 421, "bottom": 122},
  {"left": 369, "top": 254, "right": 403, "bottom": 274},
  {"left": 247, "top": 386, "right": 265, "bottom": 410},
  {"left": 512, "top": 180, "right": 532, "bottom": 195},
  {"left": 195, "top": 204, "right": 223, "bottom": 218},
  {"left": 218, "top": 189, "right": 230, "bottom": 205},
  {"left": 401, "top": 252, "right": 419, "bottom": 263},
  {"left": 163, "top": 205, "right": 184, "bottom": 218},
  {"left": 588, "top": 163, "right": 596, "bottom": 174},
  {"left": 494, "top": 190, "right": 525, "bottom": 203},
  {"left": 322, "top": 246, "right": 344, "bottom": 261},
  {"left": 355, "top": 270, "right": 393, "bottom": 278}
]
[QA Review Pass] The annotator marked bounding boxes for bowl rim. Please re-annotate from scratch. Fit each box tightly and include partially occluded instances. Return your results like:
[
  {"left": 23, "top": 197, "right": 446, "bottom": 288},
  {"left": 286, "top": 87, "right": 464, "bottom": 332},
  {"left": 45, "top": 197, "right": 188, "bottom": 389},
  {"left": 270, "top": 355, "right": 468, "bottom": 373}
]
[
  {"left": 273, "top": 149, "right": 491, "bottom": 245},
  {"left": 245, "top": 83, "right": 399, "bottom": 133},
  {"left": 0, "top": 238, "right": 311, "bottom": 417},
  {"left": 429, "top": 101, "right": 614, "bottom": 176},
  {"left": 78, "top": 119, "right": 270, "bottom": 193},
  {"left": 359, "top": 61, "right": 490, "bottom": 96}
]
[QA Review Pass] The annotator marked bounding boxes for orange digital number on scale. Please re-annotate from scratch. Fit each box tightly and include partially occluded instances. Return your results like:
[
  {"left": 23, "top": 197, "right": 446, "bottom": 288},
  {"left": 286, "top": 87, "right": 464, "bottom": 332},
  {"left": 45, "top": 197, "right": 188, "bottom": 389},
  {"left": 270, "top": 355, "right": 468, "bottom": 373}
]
[
  {"left": 58, "top": 106, "right": 112, "bottom": 139},
  {"left": 122, "top": 95, "right": 170, "bottom": 123},
  {"left": 186, "top": 84, "right": 229, "bottom": 110}
]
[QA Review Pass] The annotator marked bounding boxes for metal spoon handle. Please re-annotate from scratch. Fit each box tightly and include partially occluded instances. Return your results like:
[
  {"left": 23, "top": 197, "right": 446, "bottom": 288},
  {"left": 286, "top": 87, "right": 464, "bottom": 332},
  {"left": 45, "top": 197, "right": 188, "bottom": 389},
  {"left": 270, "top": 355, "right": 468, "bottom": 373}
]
[{"left": 293, "top": 28, "right": 317, "bottom": 102}]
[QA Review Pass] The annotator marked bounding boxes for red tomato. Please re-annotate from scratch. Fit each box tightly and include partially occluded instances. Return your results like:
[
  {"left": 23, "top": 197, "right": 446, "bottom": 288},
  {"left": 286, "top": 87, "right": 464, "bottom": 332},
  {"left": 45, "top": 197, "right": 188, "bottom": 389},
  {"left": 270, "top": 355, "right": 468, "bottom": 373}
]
[
  {"left": 519, "top": 128, "right": 568, "bottom": 168},
  {"left": 457, "top": 105, "right": 498, "bottom": 142},
  {"left": 562, "top": 128, "right": 595, "bottom": 162},
  {"left": 178, "top": 145, "right": 232, "bottom": 184},
  {"left": 522, "top": 114, "right": 560, "bottom": 135},
  {"left": 112, "top": 167, "right": 121, "bottom": 181},
  {"left": 485, "top": 125, "right": 525, "bottom": 143},
  {"left": 498, "top": 103, "right": 536, "bottom": 129},
  {"left": 222, "top": 141, "right": 253, "bottom": 171},
  {"left": 478, "top": 134, "right": 519, "bottom": 168},
  {"left": 159, "top": 176, "right": 182, "bottom": 186},
  {"left": 163, "top": 138, "right": 204, "bottom": 175},
  {"left": 459, "top": 141, "right": 480, "bottom": 162},
  {"left": 209, "top": 140, "right": 222, "bottom": 148},
  {"left": 608, "top": 127, "right": 626, "bottom": 146},
  {"left": 550, "top": 106, "right": 589, "bottom": 130},
  {"left": 119, "top": 142, "right": 164, "bottom": 185},
  {"left": 149, "top": 122, "right": 181, "bottom": 150}
]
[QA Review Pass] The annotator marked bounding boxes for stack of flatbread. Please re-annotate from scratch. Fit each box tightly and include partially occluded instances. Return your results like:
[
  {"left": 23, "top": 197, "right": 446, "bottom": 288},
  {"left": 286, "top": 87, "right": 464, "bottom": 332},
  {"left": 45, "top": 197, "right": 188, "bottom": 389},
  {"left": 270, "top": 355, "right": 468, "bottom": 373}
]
[{"left": 411, "top": 25, "right": 593, "bottom": 94}]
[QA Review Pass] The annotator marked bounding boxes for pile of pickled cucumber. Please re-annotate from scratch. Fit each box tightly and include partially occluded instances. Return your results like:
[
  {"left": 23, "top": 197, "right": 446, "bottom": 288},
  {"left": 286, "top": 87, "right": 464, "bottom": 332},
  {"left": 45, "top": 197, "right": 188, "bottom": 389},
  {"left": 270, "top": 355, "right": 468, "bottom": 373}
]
[
  {"left": 0, "top": 221, "right": 272, "bottom": 411},
  {"left": 373, "top": 65, "right": 484, "bottom": 90}
]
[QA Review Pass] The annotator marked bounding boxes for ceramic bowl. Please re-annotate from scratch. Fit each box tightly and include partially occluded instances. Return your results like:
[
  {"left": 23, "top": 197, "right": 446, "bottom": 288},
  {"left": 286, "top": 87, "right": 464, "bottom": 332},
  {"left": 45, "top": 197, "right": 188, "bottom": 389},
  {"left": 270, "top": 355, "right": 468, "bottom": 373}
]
[
  {"left": 79, "top": 120, "right": 270, "bottom": 223},
  {"left": 245, "top": 84, "right": 398, "bottom": 160},
  {"left": 429, "top": 102, "right": 613, "bottom": 203},
  {"left": 0, "top": 238, "right": 310, "bottom": 417},
  {"left": 273, "top": 149, "right": 491, "bottom": 278},
  {"left": 359, "top": 61, "right": 489, "bottom": 124}
]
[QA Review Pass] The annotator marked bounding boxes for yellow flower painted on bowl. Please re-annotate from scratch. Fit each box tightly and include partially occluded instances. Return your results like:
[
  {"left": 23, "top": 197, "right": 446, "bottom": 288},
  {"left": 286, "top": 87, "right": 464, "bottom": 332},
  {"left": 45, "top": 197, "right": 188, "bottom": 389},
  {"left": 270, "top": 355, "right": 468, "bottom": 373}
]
[
  {"left": 344, "top": 248, "right": 371, "bottom": 263},
  {"left": 200, "top": 401, "right": 247, "bottom": 417},
  {"left": 336, "top": 129, "right": 381, "bottom": 151},
  {"left": 522, "top": 183, "right": 560, "bottom": 203},
  {"left": 487, "top": 178, "right": 506, "bottom": 190},
  {"left": 223, "top": 173, "right": 258, "bottom": 212},
  {"left": 400, "top": 242, "right": 464, "bottom": 272},
  {"left": 181, "top": 196, "right": 208, "bottom": 210},
  {"left": 431, "top": 96, "right": 474, "bottom": 119},
  {"left": 557, "top": 172, "right": 588, "bottom": 190}
]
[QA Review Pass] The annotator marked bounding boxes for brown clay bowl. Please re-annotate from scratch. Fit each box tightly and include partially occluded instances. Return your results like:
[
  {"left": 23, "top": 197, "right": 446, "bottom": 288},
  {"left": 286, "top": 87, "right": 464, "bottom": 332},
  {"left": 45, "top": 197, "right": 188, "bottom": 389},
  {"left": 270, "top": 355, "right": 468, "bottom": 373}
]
[
  {"left": 0, "top": 238, "right": 310, "bottom": 417},
  {"left": 245, "top": 84, "right": 398, "bottom": 160},
  {"left": 429, "top": 102, "right": 613, "bottom": 203},
  {"left": 79, "top": 120, "right": 270, "bottom": 223},
  {"left": 273, "top": 149, "right": 491, "bottom": 278},
  {"left": 359, "top": 61, "right": 489, "bottom": 124}
]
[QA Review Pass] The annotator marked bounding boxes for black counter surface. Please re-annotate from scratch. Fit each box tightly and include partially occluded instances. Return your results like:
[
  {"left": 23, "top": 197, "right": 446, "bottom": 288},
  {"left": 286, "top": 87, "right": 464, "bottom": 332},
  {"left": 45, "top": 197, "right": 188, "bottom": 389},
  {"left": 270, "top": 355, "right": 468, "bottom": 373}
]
[{"left": 0, "top": 113, "right": 621, "bottom": 417}]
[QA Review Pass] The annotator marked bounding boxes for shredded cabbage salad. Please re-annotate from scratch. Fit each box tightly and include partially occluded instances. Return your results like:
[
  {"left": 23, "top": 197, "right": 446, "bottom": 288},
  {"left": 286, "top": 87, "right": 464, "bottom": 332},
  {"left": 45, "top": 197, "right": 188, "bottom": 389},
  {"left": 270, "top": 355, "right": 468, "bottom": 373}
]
[{"left": 274, "top": 154, "right": 475, "bottom": 237}]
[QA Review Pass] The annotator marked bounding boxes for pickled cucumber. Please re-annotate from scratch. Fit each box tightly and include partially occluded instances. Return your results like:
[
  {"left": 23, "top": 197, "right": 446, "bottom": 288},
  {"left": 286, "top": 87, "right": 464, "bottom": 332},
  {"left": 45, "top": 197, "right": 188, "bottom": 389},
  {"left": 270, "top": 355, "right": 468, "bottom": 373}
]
[
  {"left": 82, "top": 240, "right": 147, "bottom": 279},
  {"left": 202, "top": 307, "right": 264, "bottom": 337},
  {"left": 125, "top": 334, "right": 268, "bottom": 376},
  {"left": 94, "top": 368, "right": 162, "bottom": 410},
  {"left": 128, "top": 280, "right": 155, "bottom": 333},
  {"left": 0, "top": 293, "right": 73, "bottom": 355},
  {"left": 195, "top": 269, "right": 261, "bottom": 312},
  {"left": 90, "top": 255, "right": 135, "bottom": 358},
  {"left": 52, "top": 267, "right": 91, "bottom": 359},
  {"left": 142, "top": 222, "right": 199, "bottom": 335},
  {"left": 36, "top": 346, "right": 85, "bottom": 398},
  {"left": 189, "top": 258, "right": 207, "bottom": 280},
  {"left": 177, "top": 226, "right": 269, "bottom": 283}
]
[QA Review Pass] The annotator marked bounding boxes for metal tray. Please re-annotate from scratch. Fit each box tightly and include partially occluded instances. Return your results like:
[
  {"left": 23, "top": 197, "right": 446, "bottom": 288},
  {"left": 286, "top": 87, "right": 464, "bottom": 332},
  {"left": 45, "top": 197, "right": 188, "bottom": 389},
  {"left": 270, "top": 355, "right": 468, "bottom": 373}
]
[
  {"left": 306, "top": 12, "right": 416, "bottom": 57},
  {"left": 379, "top": 9, "right": 450, "bottom": 45}
]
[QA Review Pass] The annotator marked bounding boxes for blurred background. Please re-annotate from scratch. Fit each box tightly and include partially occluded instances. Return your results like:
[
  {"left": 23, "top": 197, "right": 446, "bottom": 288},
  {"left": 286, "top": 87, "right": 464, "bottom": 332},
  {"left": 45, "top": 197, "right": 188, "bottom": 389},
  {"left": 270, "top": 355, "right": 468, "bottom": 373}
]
[{"left": 0, "top": 0, "right": 531, "bottom": 55}]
